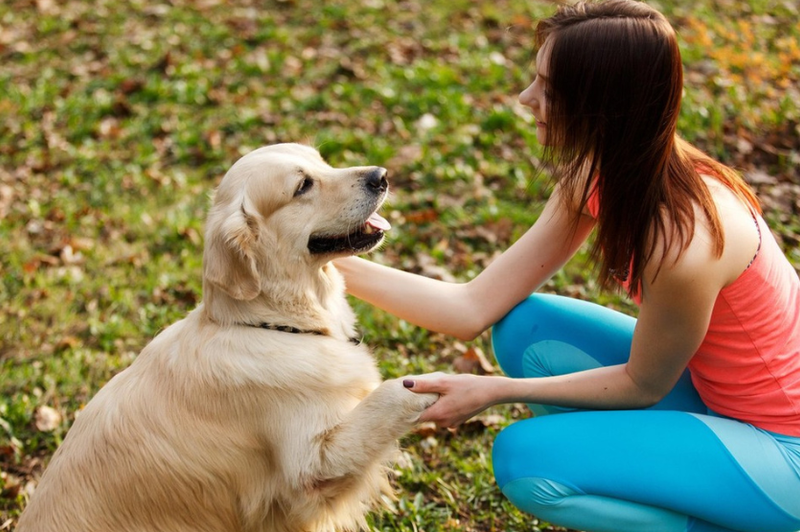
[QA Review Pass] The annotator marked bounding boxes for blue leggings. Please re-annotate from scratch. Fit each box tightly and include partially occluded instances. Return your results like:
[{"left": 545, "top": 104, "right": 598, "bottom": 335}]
[{"left": 490, "top": 294, "right": 800, "bottom": 532}]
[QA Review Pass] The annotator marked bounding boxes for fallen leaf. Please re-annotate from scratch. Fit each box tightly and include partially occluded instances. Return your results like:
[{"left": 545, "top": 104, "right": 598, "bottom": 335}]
[
  {"left": 55, "top": 336, "right": 80, "bottom": 352},
  {"left": 412, "top": 421, "right": 439, "bottom": 437},
  {"left": 452, "top": 346, "right": 495, "bottom": 375},
  {"left": 1, "top": 472, "right": 22, "bottom": 498},
  {"left": 34, "top": 406, "right": 62, "bottom": 432},
  {"left": 416, "top": 253, "right": 457, "bottom": 282}
]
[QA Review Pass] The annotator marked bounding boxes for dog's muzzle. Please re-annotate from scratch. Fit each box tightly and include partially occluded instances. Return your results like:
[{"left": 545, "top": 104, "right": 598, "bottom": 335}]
[{"left": 307, "top": 167, "right": 390, "bottom": 255}]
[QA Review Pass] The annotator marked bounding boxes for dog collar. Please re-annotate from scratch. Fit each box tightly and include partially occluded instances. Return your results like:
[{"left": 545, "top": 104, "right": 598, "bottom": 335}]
[{"left": 245, "top": 322, "right": 361, "bottom": 345}]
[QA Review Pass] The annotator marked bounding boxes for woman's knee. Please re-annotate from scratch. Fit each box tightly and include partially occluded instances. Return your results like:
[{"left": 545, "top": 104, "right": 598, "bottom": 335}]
[
  {"left": 492, "top": 293, "right": 635, "bottom": 377},
  {"left": 493, "top": 427, "right": 589, "bottom": 526},
  {"left": 491, "top": 294, "right": 559, "bottom": 377},
  {"left": 492, "top": 419, "right": 554, "bottom": 489},
  {"left": 500, "top": 476, "right": 575, "bottom": 515}
]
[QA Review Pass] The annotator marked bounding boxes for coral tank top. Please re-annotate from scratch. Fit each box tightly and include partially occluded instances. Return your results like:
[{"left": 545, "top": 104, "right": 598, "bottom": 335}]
[{"left": 588, "top": 190, "right": 800, "bottom": 436}]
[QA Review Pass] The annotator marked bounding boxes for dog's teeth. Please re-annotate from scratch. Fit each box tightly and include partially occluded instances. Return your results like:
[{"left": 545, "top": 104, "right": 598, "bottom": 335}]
[{"left": 363, "top": 225, "right": 373, "bottom": 235}]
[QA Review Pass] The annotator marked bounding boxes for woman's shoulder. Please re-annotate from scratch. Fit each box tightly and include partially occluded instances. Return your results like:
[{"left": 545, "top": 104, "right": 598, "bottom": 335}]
[
  {"left": 644, "top": 176, "right": 761, "bottom": 296},
  {"left": 702, "top": 176, "right": 762, "bottom": 287}
]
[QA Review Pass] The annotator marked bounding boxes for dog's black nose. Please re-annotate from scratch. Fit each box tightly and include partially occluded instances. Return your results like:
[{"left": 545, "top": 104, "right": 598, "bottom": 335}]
[{"left": 365, "top": 167, "right": 388, "bottom": 194}]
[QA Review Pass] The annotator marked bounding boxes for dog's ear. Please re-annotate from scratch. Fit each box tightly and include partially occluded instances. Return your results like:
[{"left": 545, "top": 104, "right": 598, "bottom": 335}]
[{"left": 203, "top": 202, "right": 261, "bottom": 300}]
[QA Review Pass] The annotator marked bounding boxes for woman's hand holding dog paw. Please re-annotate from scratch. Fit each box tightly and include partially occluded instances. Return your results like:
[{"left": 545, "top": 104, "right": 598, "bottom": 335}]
[
  {"left": 402, "top": 373, "right": 498, "bottom": 429},
  {"left": 371, "top": 378, "right": 438, "bottom": 424}
]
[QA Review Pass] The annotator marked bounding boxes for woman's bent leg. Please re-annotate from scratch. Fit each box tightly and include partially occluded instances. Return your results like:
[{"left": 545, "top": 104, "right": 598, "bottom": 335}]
[
  {"left": 491, "top": 293, "right": 705, "bottom": 413},
  {"left": 491, "top": 293, "right": 637, "bottom": 377},
  {"left": 489, "top": 294, "right": 800, "bottom": 531},
  {"left": 492, "top": 411, "right": 800, "bottom": 532}
]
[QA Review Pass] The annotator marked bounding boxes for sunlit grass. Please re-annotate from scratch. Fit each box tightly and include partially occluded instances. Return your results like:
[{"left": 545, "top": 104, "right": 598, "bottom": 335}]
[{"left": 1, "top": 0, "right": 798, "bottom": 529}]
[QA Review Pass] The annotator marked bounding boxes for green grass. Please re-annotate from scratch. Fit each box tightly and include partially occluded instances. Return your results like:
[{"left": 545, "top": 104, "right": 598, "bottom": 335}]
[{"left": 1, "top": 0, "right": 798, "bottom": 530}]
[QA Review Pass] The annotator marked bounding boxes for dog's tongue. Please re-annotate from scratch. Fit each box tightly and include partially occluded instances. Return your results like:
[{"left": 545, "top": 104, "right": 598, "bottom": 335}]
[{"left": 367, "top": 212, "right": 391, "bottom": 231}]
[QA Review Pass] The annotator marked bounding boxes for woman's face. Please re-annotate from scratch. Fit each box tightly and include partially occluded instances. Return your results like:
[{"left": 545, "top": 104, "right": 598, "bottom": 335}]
[{"left": 519, "top": 40, "right": 552, "bottom": 145}]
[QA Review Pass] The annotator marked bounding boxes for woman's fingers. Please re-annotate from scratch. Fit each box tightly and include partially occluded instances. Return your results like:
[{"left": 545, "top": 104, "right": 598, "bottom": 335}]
[{"left": 402, "top": 372, "right": 447, "bottom": 394}]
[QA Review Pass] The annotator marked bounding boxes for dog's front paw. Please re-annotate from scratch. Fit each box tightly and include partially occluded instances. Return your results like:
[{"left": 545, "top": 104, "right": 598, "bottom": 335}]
[{"left": 378, "top": 378, "right": 438, "bottom": 424}]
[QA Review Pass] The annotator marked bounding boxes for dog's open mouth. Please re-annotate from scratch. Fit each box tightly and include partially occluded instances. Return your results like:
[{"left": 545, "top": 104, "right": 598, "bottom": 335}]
[{"left": 308, "top": 212, "right": 391, "bottom": 255}]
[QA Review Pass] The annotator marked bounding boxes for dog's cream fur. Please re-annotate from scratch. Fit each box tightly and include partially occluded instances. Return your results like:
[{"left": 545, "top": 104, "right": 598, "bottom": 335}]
[{"left": 18, "top": 143, "right": 437, "bottom": 532}]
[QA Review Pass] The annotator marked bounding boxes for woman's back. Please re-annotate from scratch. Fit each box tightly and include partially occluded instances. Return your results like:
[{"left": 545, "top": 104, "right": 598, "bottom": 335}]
[{"left": 692, "top": 200, "right": 800, "bottom": 435}]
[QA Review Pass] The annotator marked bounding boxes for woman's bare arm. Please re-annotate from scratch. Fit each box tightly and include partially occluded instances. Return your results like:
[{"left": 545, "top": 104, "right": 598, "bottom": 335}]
[
  {"left": 335, "top": 184, "right": 595, "bottom": 340},
  {"left": 408, "top": 210, "right": 729, "bottom": 427}
]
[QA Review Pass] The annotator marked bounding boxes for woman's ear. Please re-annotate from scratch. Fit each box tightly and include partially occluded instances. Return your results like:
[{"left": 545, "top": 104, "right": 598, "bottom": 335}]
[{"left": 203, "top": 202, "right": 261, "bottom": 300}]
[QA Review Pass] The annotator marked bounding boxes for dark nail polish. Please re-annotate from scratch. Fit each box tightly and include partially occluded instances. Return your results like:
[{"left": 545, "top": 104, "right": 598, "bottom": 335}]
[{"left": 403, "top": 379, "right": 414, "bottom": 388}]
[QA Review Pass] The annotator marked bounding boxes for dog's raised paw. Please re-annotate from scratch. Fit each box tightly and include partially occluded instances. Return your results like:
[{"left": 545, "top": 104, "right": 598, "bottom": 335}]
[
  {"left": 374, "top": 378, "right": 438, "bottom": 422},
  {"left": 413, "top": 391, "right": 439, "bottom": 410}
]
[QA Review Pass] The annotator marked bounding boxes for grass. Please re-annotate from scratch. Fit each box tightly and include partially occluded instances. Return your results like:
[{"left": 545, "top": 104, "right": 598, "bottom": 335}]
[{"left": 1, "top": 0, "right": 798, "bottom": 530}]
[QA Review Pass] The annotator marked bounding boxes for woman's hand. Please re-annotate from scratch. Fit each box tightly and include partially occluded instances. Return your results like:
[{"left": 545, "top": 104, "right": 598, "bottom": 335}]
[{"left": 403, "top": 372, "right": 501, "bottom": 429}]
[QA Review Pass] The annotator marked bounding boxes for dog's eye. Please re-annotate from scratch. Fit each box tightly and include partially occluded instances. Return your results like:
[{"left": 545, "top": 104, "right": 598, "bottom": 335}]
[{"left": 294, "top": 176, "right": 314, "bottom": 197}]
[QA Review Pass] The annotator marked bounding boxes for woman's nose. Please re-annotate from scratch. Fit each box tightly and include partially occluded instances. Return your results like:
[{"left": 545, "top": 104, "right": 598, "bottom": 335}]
[{"left": 519, "top": 84, "right": 535, "bottom": 108}]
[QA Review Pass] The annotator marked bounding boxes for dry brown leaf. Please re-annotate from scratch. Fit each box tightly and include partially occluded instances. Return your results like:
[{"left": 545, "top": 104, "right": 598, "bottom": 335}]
[
  {"left": 452, "top": 346, "right": 495, "bottom": 375},
  {"left": 411, "top": 421, "right": 438, "bottom": 438},
  {"left": 403, "top": 209, "right": 439, "bottom": 224},
  {"left": 22, "top": 254, "right": 60, "bottom": 274},
  {"left": 55, "top": 336, "right": 80, "bottom": 352}
]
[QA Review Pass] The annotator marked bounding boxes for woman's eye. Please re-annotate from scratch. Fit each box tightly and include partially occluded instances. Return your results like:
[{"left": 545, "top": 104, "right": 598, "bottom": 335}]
[{"left": 295, "top": 176, "right": 314, "bottom": 196}]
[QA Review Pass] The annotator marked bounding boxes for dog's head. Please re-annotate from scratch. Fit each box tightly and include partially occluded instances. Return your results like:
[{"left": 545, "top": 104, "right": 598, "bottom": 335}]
[{"left": 202, "top": 143, "right": 389, "bottom": 317}]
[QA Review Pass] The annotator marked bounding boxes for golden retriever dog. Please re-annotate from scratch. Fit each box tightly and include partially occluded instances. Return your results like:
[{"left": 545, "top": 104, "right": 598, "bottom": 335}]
[{"left": 17, "top": 143, "right": 438, "bottom": 532}]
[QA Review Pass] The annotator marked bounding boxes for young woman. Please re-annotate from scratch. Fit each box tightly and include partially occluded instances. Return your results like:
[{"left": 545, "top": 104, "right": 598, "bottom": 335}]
[{"left": 335, "top": 1, "right": 800, "bottom": 531}]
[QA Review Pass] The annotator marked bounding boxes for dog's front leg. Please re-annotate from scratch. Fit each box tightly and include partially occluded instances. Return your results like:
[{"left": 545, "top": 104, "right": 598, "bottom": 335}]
[{"left": 313, "top": 378, "right": 437, "bottom": 482}]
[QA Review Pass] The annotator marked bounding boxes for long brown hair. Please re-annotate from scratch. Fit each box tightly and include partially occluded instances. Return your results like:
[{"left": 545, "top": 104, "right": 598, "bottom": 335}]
[{"left": 535, "top": 0, "right": 760, "bottom": 296}]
